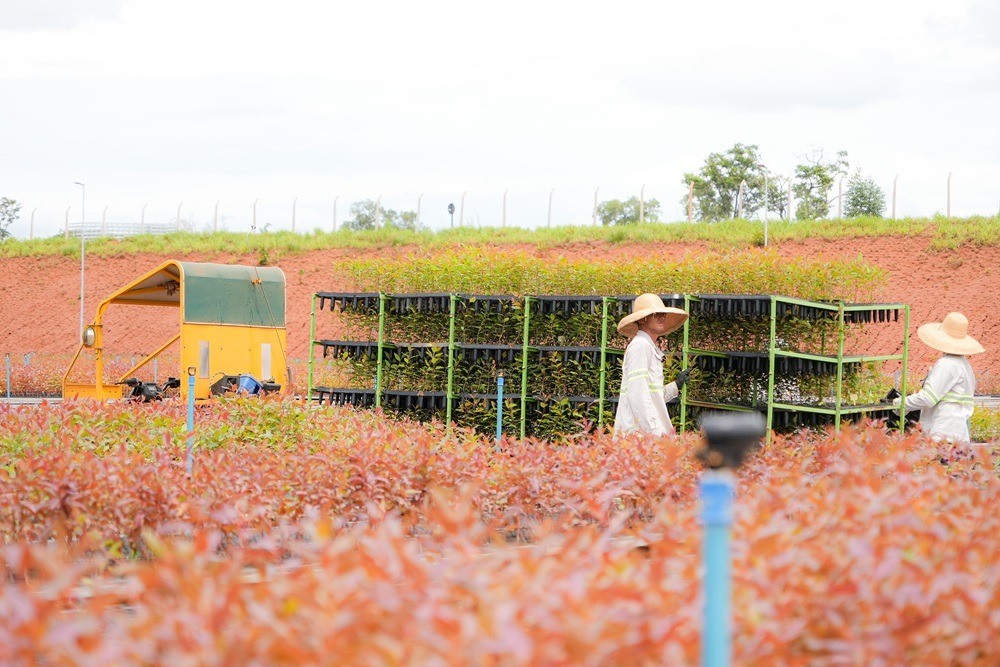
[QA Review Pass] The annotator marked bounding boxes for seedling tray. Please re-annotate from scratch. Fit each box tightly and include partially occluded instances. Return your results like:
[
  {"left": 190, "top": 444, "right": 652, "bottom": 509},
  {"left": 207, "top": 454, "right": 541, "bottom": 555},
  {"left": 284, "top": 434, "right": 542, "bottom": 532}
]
[{"left": 316, "top": 292, "right": 381, "bottom": 314}]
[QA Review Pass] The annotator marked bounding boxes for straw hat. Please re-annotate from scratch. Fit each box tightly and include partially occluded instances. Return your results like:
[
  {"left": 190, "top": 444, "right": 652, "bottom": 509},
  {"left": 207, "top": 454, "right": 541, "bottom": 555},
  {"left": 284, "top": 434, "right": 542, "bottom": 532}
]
[
  {"left": 617, "top": 293, "right": 688, "bottom": 337},
  {"left": 917, "top": 312, "right": 985, "bottom": 356}
]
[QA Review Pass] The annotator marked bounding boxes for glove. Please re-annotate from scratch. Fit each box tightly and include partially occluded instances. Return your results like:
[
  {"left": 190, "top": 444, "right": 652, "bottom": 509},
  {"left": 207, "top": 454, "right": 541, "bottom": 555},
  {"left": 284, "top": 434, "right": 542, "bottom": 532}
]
[
  {"left": 673, "top": 369, "right": 690, "bottom": 389},
  {"left": 891, "top": 396, "right": 901, "bottom": 406}
]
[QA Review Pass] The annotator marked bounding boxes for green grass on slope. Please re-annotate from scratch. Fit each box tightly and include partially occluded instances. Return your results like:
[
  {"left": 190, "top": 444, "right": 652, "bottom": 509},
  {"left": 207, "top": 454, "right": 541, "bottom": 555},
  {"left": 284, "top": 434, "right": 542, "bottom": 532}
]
[{"left": 1, "top": 215, "right": 997, "bottom": 259}]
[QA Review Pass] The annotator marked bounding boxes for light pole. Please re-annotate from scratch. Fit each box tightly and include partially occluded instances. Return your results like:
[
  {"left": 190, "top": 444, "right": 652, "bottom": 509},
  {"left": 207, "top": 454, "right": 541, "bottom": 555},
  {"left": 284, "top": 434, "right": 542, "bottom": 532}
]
[
  {"left": 74, "top": 182, "right": 86, "bottom": 339},
  {"left": 757, "top": 163, "right": 768, "bottom": 246}
]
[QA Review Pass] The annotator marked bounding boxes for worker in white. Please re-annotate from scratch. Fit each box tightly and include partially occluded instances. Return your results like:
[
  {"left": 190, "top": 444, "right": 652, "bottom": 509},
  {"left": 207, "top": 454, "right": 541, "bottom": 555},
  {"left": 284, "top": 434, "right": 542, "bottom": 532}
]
[
  {"left": 613, "top": 293, "right": 690, "bottom": 437},
  {"left": 894, "top": 311, "right": 984, "bottom": 443}
]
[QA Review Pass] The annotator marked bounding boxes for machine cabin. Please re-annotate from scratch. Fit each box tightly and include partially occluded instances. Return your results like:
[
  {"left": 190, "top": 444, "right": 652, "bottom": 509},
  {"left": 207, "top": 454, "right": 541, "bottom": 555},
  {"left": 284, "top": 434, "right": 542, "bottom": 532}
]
[{"left": 63, "top": 260, "right": 287, "bottom": 401}]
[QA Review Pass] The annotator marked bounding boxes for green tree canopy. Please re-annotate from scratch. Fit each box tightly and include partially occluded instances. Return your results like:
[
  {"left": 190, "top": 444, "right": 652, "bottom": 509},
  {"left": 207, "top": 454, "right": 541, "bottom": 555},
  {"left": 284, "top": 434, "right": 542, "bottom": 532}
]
[
  {"left": 344, "top": 199, "right": 417, "bottom": 231},
  {"left": 681, "top": 143, "right": 767, "bottom": 221},
  {"left": 843, "top": 172, "right": 886, "bottom": 218},
  {"left": 0, "top": 197, "right": 20, "bottom": 241},
  {"left": 792, "top": 150, "right": 849, "bottom": 220},
  {"left": 597, "top": 196, "right": 660, "bottom": 226}
]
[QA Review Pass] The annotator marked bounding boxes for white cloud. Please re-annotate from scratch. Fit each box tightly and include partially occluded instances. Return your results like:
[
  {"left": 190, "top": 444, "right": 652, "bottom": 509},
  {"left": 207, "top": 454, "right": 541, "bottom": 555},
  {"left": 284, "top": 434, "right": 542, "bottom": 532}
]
[{"left": 1, "top": 0, "right": 998, "bottom": 237}]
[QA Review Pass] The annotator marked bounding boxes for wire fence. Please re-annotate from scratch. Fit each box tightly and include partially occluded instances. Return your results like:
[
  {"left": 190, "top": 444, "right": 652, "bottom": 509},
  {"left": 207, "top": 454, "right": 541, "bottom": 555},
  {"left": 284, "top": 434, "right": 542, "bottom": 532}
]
[{"left": 11, "top": 171, "right": 1000, "bottom": 240}]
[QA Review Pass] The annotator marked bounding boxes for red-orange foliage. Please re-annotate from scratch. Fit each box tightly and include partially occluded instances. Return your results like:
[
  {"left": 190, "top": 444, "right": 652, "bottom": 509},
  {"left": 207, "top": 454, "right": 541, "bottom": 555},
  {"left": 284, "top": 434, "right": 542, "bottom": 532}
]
[{"left": 1, "top": 401, "right": 998, "bottom": 664}]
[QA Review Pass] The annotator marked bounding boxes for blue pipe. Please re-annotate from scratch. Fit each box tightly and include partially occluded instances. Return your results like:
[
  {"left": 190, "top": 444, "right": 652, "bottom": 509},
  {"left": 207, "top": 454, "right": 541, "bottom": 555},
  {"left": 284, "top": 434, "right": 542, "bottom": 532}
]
[
  {"left": 496, "top": 374, "right": 505, "bottom": 443},
  {"left": 185, "top": 373, "right": 196, "bottom": 474},
  {"left": 701, "top": 470, "right": 735, "bottom": 667}
]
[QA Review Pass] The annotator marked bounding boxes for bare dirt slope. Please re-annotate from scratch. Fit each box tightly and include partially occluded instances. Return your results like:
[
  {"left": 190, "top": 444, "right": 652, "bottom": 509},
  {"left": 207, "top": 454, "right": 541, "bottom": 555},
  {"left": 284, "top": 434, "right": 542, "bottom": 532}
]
[{"left": 1, "top": 237, "right": 997, "bottom": 388}]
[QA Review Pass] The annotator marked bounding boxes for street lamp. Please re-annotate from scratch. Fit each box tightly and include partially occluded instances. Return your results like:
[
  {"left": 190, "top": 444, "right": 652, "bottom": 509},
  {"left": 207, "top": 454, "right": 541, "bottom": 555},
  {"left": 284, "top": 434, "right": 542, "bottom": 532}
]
[
  {"left": 73, "top": 182, "right": 85, "bottom": 339},
  {"left": 757, "top": 163, "right": 769, "bottom": 246}
]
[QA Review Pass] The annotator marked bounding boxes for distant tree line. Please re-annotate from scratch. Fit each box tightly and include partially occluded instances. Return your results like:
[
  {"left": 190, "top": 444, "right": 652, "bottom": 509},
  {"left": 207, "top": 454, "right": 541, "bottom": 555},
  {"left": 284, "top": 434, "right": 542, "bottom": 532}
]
[{"left": 599, "top": 143, "right": 886, "bottom": 225}]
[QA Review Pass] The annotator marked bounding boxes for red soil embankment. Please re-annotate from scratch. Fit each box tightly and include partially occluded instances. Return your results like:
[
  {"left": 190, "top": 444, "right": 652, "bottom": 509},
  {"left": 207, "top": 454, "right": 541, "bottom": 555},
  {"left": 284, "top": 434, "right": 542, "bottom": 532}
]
[{"left": 1, "top": 237, "right": 997, "bottom": 389}]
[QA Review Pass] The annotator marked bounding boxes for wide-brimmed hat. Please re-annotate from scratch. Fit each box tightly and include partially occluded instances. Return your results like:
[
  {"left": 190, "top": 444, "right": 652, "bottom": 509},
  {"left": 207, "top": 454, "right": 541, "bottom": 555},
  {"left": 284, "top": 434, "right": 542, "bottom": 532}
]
[
  {"left": 917, "top": 312, "right": 985, "bottom": 356},
  {"left": 617, "top": 293, "right": 688, "bottom": 337}
]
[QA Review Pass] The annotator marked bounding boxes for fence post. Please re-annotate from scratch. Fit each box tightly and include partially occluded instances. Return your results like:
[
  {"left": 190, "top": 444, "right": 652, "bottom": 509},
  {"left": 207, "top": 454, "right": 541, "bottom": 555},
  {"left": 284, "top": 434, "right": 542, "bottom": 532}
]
[
  {"left": 892, "top": 175, "right": 898, "bottom": 220},
  {"left": 688, "top": 182, "right": 694, "bottom": 222},
  {"left": 460, "top": 191, "right": 467, "bottom": 227},
  {"left": 417, "top": 193, "right": 423, "bottom": 231},
  {"left": 502, "top": 189, "right": 508, "bottom": 228},
  {"left": 547, "top": 188, "right": 554, "bottom": 227},
  {"left": 65, "top": 206, "right": 71, "bottom": 239},
  {"left": 292, "top": 196, "right": 297, "bottom": 233},
  {"left": 141, "top": 203, "right": 147, "bottom": 233},
  {"left": 593, "top": 186, "right": 600, "bottom": 226},
  {"left": 30, "top": 208, "right": 36, "bottom": 240},
  {"left": 737, "top": 180, "right": 746, "bottom": 219},
  {"left": 332, "top": 196, "right": 338, "bottom": 232},
  {"left": 838, "top": 177, "right": 844, "bottom": 218},
  {"left": 176, "top": 201, "right": 182, "bottom": 231},
  {"left": 947, "top": 172, "right": 952, "bottom": 218},
  {"left": 786, "top": 181, "right": 792, "bottom": 220}
]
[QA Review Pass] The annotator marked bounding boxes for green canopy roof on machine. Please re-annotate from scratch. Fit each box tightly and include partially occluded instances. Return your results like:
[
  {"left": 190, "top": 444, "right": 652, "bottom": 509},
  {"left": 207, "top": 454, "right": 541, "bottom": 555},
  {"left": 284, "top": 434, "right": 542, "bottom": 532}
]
[{"left": 104, "top": 260, "right": 286, "bottom": 327}]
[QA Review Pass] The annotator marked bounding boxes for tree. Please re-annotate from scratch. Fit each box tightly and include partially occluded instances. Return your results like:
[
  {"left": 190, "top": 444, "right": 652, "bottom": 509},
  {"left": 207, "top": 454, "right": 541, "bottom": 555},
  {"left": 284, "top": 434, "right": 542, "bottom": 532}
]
[
  {"left": 843, "top": 172, "right": 886, "bottom": 218},
  {"left": 344, "top": 199, "right": 416, "bottom": 231},
  {"left": 597, "top": 196, "right": 661, "bottom": 226},
  {"left": 762, "top": 174, "right": 794, "bottom": 220},
  {"left": 0, "top": 197, "right": 20, "bottom": 241},
  {"left": 681, "top": 143, "right": 767, "bottom": 221},
  {"left": 792, "top": 149, "right": 849, "bottom": 220}
]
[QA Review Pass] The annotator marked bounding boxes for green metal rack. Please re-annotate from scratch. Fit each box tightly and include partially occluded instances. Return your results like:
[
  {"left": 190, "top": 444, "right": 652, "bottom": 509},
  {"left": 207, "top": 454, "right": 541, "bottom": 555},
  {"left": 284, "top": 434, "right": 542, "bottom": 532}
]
[{"left": 308, "top": 292, "right": 910, "bottom": 439}]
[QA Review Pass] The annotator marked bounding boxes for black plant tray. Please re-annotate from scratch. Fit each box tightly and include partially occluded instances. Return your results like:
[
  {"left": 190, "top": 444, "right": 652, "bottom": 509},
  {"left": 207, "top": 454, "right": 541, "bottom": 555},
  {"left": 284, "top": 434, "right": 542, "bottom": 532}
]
[
  {"left": 687, "top": 295, "right": 903, "bottom": 323},
  {"left": 531, "top": 296, "right": 608, "bottom": 315},
  {"left": 316, "top": 339, "right": 386, "bottom": 360},
  {"left": 534, "top": 345, "right": 624, "bottom": 365},
  {"left": 317, "top": 340, "right": 628, "bottom": 366},
  {"left": 686, "top": 401, "right": 899, "bottom": 429},
  {"left": 382, "top": 390, "right": 450, "bottom": 411},
  {"left": 312, "top": 387, "right": 376, "bottom": 407},
  {"left": 313, "top": 387, "right": 451, "bottom": 412},
  {"left": 692, "top": 350, "right": 863, "bottom": 376},
  {"left": 458, "top": 295, "right": 522, "bottom": 313},
  {"left": 456, "top": 344, "right": 522, "bottom": 364},
  {"left": 388, "top": 293, "right": 453, "bottom": 314},
  {"left": 838, "top": 305, "right": 901, "bottom": 324},
  {"left": 316, "top": 292, "right": 381, "bottom": 314}
]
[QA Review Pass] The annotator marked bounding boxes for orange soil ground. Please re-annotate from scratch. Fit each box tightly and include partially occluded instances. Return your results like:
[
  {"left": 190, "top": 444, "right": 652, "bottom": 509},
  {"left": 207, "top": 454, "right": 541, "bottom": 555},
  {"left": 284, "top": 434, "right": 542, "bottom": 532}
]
[{"left": 1, "top": 236, "right": 998, "bottom": 391}]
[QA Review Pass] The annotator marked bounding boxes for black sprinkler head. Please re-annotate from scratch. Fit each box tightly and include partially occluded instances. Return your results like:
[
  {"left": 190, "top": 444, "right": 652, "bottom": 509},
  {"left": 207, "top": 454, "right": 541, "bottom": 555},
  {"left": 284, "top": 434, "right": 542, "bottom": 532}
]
[{"left": 697, "top": 412, "right": 767, "bottom": 469}]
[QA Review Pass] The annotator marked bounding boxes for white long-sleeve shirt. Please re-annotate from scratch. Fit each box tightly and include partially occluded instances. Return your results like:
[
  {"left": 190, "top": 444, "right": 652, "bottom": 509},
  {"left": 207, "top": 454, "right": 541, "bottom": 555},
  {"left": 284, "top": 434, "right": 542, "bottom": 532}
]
[
  {"left": 613, "top": 330, "right": 679, "bottom": 437},
  {"left": 903, "top": 354, "right": 977, "bottom": 443}
]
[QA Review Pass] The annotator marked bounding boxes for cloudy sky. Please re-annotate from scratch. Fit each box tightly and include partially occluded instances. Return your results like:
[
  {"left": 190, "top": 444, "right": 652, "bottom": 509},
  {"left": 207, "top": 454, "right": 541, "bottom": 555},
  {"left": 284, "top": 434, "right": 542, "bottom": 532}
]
[{"left": 2, "top": 0, "right": 998, "bottom": 237}]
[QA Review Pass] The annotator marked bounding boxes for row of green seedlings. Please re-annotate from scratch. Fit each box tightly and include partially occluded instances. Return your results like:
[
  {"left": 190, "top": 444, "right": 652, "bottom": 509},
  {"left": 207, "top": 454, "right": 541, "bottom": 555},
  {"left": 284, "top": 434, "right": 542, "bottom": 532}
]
[{"left": 318, "top": 298, "right": 880, "bottom": 437}]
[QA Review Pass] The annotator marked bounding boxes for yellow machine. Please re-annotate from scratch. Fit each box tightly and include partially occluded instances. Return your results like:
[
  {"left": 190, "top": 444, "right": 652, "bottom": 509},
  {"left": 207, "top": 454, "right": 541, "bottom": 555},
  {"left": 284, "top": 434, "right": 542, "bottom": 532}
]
[{"left": 63, "top": 260, "right": 288, "bottom": 401}]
